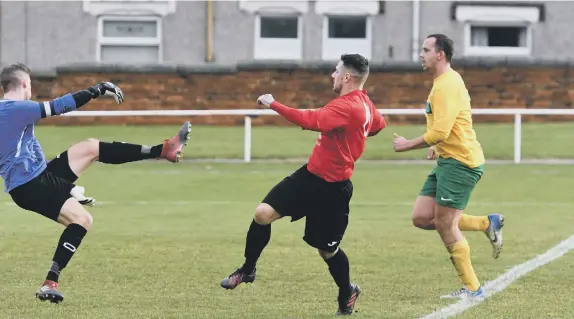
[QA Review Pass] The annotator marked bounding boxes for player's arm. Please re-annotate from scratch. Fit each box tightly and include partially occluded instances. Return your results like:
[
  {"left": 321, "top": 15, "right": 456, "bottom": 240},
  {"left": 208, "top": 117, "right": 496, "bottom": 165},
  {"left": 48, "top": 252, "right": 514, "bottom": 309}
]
[
  {"left": 368, "top": 109, "right": 387, "bottom": 137},
  {"left": 11, "top": 82, "right": 124, "bottom": 125},
  {"left": 269, "top": 100, "right": 351, "bottom": 133},
  {"left": 400, "top": 135, "right": 431, "bottom": 151},
  {"left": 393, "top": 87, "right": 459, "bottom": 151}
]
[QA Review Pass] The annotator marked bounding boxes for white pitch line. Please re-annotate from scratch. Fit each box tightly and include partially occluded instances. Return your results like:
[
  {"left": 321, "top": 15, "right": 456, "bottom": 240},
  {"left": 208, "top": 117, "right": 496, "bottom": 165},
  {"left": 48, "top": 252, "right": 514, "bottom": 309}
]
[{"left": 419, "top": 234, "right": 574, "bottom": 319}]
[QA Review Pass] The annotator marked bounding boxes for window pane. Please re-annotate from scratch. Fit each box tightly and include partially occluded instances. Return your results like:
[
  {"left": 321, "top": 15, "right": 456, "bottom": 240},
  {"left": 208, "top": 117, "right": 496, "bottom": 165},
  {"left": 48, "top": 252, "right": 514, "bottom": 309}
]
[
  {"left": 260, "top": 17, "right": 298, "bottom": 39},
  {"left": 101, "top": 45, "right": 159, "bottom": 63},
  {"left": 103, "top": 20, "right": 158, "bottom": 38},
  {"left": 328, "top": 16, "right": 366, "bottom": 39},
  {"left": 471, "top": 26, "right": 526, "bottom": 47}
]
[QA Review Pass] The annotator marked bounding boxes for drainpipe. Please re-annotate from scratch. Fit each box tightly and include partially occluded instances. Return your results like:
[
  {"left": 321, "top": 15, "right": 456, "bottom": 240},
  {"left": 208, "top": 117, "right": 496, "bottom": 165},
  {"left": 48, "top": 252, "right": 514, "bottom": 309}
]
[{"left": 206, "top": 0, "right": 214, "bottom": 62}]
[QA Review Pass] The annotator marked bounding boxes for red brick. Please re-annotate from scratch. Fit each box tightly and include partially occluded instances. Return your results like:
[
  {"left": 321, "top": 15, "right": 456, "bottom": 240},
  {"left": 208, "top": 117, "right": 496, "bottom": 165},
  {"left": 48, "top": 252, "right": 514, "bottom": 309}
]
[{"left": 32, "top": 67, "right": 574, "bottom": 126}]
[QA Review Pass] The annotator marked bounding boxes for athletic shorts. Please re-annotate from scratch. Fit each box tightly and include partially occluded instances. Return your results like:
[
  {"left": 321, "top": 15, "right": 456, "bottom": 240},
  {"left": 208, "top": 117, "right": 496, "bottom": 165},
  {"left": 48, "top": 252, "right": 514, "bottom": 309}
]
[
  {"left": 262, "top": 164, "right": 353, "bottom": 252},
  {"left": 9, "top": 151, "right": 78, "bottom": 221},
  {"left": 420, "top": 157, "right": 484, "bottom": 210}
]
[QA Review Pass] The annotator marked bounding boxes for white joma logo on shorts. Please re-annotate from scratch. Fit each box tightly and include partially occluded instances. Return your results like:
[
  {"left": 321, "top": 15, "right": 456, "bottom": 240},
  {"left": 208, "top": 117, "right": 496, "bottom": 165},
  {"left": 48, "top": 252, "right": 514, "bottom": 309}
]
[
  {"left": 441, "top": 197, "right": 453, "bottom": 201},
  {"left": 327, "top": 241, "right": 338, "bottom": 247}
]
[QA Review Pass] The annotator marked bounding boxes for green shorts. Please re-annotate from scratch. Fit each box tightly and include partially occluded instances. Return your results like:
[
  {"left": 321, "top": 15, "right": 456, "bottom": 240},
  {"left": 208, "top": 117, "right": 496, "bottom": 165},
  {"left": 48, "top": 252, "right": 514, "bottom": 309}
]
[{"left": 420, "top": 157, "right": 484, "bottom": 210}]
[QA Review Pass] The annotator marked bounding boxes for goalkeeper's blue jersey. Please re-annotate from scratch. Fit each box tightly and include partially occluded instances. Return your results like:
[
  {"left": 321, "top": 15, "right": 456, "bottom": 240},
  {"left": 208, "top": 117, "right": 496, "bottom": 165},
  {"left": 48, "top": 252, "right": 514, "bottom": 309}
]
[
  {"left": 0, "top": 99, "right": 49, "bottom": 192},
  {"left": 0, "top": 94, "right": 78, "bottom": 192}
]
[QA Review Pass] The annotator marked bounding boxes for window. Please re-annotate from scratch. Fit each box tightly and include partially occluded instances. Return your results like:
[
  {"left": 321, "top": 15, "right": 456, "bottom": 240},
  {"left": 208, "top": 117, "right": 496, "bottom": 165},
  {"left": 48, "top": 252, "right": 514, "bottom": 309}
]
[
  {"left": 329, "top": 16, "right": 367, "bottom": 39},
  {"left": 465, "top": 23, "right": 531, "bottom": 56},
  {"left": 254, "top": 15, "right": 302, "bottom": 60},
  {"left": 314, "top": 0, "right": 379, "bottom": 61},
  {"left": 470, "top": 26, "right": 527, "bottom": 47},
  {"left": 322, "top": 16, "right": 371, "bottom": 61},
  {"left": 239, "top": 0, "right": 308, "bottom": 60},
  {"left": 454, "top": 4, "right": 542, "bottom": 57},
  {"left": 97, "top": 17, "right": 162, "bottom": 64},
  {"left": 260, "top": 16, "right": 298, "bottom": 39}
]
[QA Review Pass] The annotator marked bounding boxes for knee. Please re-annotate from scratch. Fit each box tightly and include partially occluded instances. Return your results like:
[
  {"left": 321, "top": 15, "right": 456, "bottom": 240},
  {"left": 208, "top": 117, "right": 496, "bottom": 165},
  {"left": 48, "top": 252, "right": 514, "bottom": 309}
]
[
  {"left": 411, "top": 196, "right": 436, "bottom": 230},
  {"left": 434, "top": 213, "right": 455, "bottom": 231},
  {"left": 69, "top": 211, "right": 94, "bottom": 231},
  {"left": 82, "top": 138, "right": 100, "bottom": 160},
  {"left": 254, "top": 203, "right": 279, "bottom": 225},
  {"left": 412, "top": 215, "right": 434, "bottom": 230},
  {"left": 318, "top": 249, "right": 336, "bottom": 260}
]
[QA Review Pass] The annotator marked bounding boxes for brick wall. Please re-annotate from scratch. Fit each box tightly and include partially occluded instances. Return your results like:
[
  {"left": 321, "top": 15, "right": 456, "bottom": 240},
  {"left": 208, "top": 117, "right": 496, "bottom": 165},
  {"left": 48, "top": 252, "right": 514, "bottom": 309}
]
[{"left": 33, "top": 61, "right": 574, "bottom": 126}]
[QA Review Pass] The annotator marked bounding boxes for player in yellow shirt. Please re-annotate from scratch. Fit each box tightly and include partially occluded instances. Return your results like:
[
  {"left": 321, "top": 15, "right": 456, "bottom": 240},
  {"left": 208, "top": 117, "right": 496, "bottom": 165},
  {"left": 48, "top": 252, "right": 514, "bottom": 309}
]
[{"left": 392, "top": 34, "right": 504, "bottom": 299}]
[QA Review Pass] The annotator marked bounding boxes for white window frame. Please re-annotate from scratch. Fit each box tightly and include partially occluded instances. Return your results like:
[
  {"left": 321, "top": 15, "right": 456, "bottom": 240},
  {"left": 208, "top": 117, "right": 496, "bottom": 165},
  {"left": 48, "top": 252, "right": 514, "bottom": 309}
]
[
  {"left": 464, "top": 21, "right": 532, "bottom": 57},
  {"left": 315, "top": 0, "right": 379, "bottom": 15},
  {"left": 239, "top": 0, "right": 308, "bottom": 15},
  {"left": 83, "top": 0, "right": 176, "bottom": 17},
  {"left": 254, "top": 14, "right": 303, "bottom": 60},
  {"left": 455, "top": 5, "right": 540, "bottom": 57},
  {"left": 321, "top": 15, "right": 372, "bottom": 61},
  {"left": 97, "top": 15, "right": 163, "bottom": 63}
]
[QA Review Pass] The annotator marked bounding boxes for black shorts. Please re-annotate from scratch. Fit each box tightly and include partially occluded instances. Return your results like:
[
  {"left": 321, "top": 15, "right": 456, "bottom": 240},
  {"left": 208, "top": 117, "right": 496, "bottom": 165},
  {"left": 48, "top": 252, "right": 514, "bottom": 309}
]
[
  {"left": 9, "top": 151, "right": 78, "bottom": 221},
  {"left": 262, "top": 164, "right": 353, "bottom": 252}
]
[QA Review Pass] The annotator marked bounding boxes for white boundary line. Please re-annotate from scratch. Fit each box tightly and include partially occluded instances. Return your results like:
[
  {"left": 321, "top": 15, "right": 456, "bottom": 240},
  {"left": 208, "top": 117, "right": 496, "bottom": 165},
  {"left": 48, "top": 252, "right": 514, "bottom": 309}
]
[{"left": 419, "top": 234, "right": 574, "bottom": 319}]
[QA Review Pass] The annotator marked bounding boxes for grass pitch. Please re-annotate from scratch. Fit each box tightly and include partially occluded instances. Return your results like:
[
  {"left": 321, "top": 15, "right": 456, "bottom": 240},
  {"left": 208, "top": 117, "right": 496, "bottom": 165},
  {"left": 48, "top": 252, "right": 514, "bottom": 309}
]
[
  {"left": 0, "top": 124, "right": 572, "bottom": 318},
  {"left": 28, "top": 122, "right": 574, "bottom": 161}
]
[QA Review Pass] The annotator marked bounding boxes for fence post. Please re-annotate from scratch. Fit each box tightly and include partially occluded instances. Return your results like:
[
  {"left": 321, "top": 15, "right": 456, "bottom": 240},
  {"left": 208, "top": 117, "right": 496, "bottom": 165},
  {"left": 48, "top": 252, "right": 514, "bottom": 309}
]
[
  {"left": 514, "top": 113, "right": 522, "bottom": 164},
  {"left": 244, "top": 116, "right": 252, "bottom": 163}
]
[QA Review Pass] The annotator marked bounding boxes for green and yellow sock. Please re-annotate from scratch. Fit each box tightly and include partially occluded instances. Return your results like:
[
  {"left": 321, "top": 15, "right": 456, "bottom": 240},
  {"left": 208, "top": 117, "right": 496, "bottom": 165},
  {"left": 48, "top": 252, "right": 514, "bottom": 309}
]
[
  {"left": 447, "top": 237, "right": 481, "bottom": 291},
  {"left": 458, "top": 214, "right": 490, "bottom": 232}
]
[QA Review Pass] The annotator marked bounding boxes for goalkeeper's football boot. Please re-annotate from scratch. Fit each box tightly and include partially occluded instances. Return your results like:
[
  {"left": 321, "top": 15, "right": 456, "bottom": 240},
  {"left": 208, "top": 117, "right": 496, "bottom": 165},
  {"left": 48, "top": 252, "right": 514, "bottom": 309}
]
[
  {"left": 36, "top": 280, "right": 64, "bottom": 304},
  {"left": 484, "top": 213, "right": 504, "bottom": 259},
  {"left": 70, "top": 185, "right": 96, "bottom": 207},
  {"left": 220, "top": 268, "right": 256, "bottom": 289},
  {"left": 336, "top": 283, "right": 361, "bottom": 316},
  {"left": 160, "top": 121, "right": 192, "bottom": 163},
  {"left": 440, "top": 286, "right": 485, "bottom": 300}
]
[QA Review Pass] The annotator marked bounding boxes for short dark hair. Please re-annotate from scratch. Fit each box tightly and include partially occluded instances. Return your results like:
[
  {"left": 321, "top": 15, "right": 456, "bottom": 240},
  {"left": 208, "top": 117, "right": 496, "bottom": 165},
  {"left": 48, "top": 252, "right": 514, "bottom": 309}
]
[
  {"left": 1, "top": 63, "right": 31, "bottom": 92},
  {"left": 426, "top": 34, "right": 454, "bottom": 62},
  {"left": 340, "top": 53, "right": 369, "bottom": 79}
]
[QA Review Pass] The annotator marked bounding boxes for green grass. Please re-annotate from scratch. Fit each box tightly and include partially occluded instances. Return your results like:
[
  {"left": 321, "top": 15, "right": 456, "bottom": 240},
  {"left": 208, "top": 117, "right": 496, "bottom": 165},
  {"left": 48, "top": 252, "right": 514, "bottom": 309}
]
[
  {"left": 33, "top": 122, "right": 574, "bottom": 160},
  {"left": 0, "top": 124, "right": 572, "bottom": 318},
  {"left": 0, "top": 161, "right": 572, "bottom": 318}
]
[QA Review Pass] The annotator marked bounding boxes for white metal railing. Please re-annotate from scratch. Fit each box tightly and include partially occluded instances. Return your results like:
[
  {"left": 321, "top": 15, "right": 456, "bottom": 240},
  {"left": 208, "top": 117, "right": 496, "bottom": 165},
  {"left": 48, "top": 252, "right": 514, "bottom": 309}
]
[{"left": 60, "top": 108, "right": 574, "bottom": 163}]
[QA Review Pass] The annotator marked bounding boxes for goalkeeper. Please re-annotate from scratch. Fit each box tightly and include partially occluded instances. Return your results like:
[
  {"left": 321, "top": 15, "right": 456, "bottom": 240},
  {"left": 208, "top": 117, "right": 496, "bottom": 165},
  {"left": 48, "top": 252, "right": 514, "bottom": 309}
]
[{"left": 0, "top": 62, "right": 191, "bottom": 303}]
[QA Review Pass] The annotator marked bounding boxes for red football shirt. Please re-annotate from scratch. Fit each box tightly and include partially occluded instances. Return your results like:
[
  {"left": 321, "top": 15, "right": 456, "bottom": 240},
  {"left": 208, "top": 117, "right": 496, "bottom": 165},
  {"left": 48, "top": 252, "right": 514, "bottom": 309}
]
[{"left": 270, "top": 89, "right": 386, "bottom": 182}]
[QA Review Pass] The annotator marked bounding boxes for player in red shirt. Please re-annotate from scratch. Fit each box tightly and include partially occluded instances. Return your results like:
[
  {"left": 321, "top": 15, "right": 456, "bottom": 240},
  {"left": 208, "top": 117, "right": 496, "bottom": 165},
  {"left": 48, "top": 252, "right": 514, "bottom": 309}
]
[{"left": 220, "top": 54, "right": 386, "bottom": 316}]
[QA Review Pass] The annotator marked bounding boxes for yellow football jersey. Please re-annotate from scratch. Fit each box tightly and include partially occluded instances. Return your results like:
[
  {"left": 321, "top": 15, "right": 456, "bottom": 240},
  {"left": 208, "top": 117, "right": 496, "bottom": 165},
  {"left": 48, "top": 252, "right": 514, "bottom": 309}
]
[{"left": 422, "top": 69, "right": 485, "bottom": 168}]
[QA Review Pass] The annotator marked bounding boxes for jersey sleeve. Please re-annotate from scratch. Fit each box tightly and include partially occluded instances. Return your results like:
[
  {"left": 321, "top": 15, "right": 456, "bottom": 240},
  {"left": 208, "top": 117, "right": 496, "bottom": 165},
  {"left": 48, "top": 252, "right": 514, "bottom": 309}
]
[
  {"left": 368, "top": 109, "right": 386, "bottom": 136},
  {"left": 270, "top": 100, "right": 351, "bottom": 132},
  {"left": 9, "top": 94, "right": 78, "bottom": 126},
  {"left": 8, "top": 100, "right": 46, "bottom": 125},
  {"left": 423, "top": 86, "right": 461, "bottom": 145}
]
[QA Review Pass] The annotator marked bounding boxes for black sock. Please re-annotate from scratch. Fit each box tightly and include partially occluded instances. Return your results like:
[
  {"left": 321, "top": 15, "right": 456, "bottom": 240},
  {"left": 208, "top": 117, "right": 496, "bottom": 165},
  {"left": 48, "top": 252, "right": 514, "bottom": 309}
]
[
  {"left": 46, "top": 223, "right": 88, "bottom": 283},
  {"left": 147, "top": 145, "right": 164, "bottom": 158},
  {"left": 241, "top": 220, "right": 271, "bottom": 274},
  {"left": 324, "top": 249, "right": 352, "bottom": 299},
  {"left": 98, "top": 141, "right": 163, "bottom": 164}
]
